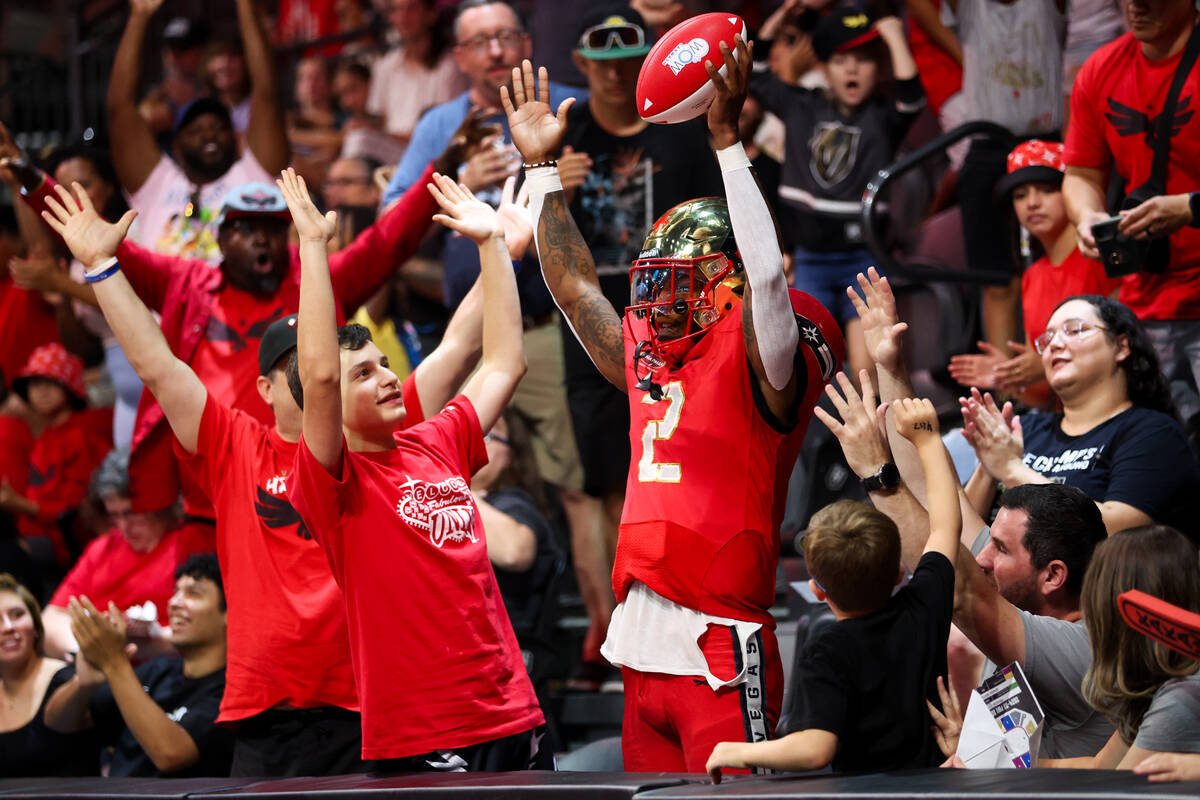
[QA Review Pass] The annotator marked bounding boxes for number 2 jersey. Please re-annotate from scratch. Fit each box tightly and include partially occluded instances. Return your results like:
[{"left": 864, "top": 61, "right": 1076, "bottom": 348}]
[{"left": 614, "top": 290, "right": 843, "bottom": 628}]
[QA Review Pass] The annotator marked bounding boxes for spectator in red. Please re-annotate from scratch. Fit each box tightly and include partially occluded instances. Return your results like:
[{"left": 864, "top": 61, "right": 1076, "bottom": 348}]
[
  {"left": 0, "top": 187, "right": 59, "bottom": 392},
  {"left": 0, "top": 344, "right": 110, "bottom": 569},
  {"left": 41, "top": 448, "right": 210, "bottom": 661},
  {"left": 20, "top": 115, "right": 489, "bottom": 530},
  {"left": 109, "top": 0, "right": 288, "bottom": 263}
]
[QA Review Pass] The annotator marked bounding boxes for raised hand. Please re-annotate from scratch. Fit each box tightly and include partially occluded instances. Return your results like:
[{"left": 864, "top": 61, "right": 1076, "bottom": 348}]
[
  {"left": 129, "top": 0, "right": 164, "bottom": 17},
  {"left": 459, "top": 134, "right": 519, "bottom": 192},
  {"left": 947, "top": 341, "right": 1006, "bottom": 390},
  {"left": 893, "top": 397, "right": 939, "bottom": 445},
  {"left": 40, "top": 181, "right": 138, "bottom": 270},
  {"left": 558, "top": 145, "right": 593, "bottom": 191},
  {"left": 427, "top": 172, "right": 505, "bottom": 245},
  {"left": 813, "top": 370, "right": 893, "bottom": 480},
  {"left": 959, "top": 388, "right": 1023, "bottom": 481},
  {"left": 927, "top": 675, "right": 963, "bottom": 758},
  {"left": 276, "top": 167, "right": 335, "bottom": 243},
  {"left": 10, "top": 253, "right": 66, "bottom": 296},
  {"left": 68, "top": 596, "right": 129, "bottom": 676},
  {"left": 501, "top": 60, "right": 575, "bottom": 164},
  {"left": 496, "top": 175, "right": 533, "bottom": 260},
  {"left": 848, "top": 268, "right": 907, "bottom": 373},
  {"left": 705, "top": 36, "right": 753, "bottom": 150}
]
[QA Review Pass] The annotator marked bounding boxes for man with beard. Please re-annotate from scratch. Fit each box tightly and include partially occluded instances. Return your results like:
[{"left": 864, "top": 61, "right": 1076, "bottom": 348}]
[{"left": 108, "top": 0, "right": 288, "bottom": 263}]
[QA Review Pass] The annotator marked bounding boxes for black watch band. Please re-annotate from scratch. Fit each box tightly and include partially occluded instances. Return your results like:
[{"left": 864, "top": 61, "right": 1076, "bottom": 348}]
[
  {"left": 861, "top": 462, "right": 901, "bottom": 493},
  {"left": 1189, "top": 192, "right": 1200, "bottom": 228}
]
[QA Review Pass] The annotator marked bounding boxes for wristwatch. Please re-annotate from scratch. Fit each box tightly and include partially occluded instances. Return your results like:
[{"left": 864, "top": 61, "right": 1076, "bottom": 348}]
[
  {"left": 1189, "top": 192, "right": 1200, "bottom": 228},
  {"left": 861, "top": 463, "right": 901, "bottom": 493}
]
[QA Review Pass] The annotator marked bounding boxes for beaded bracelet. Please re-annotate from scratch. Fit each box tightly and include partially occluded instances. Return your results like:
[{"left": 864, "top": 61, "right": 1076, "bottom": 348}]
[{"left": 521, "top": 160, "right": 558, "bottom": 170}]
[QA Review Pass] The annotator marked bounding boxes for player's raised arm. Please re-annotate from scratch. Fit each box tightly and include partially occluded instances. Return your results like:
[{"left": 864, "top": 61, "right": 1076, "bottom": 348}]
[
  {"left": 705, "top": 37, "right": 800, "bottom": 417},
  {"left": 503, "top": 60, "right": 627, "bottom": 392},
  {"left": 277, "top": 168, "right": 343, "bottom": 475},
  {"left": 40, "top": 181, "right": 207, "bottom": 453},
  {"left": 427, "top": 173, "right": 526, "bottom": 433}
]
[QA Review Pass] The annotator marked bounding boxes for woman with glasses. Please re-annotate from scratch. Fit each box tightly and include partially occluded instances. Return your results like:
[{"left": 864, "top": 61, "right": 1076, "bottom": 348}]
[{"left": 962, "top": 293, "right": 1200, "bottom": 536}]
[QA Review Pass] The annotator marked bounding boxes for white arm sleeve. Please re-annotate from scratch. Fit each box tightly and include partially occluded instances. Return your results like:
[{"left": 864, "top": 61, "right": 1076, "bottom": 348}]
[
  {"left": 718, "top": 142, "right": 798, "bottom": 391},
  {"left": 524, "top": 165, "right": 562, "bottom": 269}
]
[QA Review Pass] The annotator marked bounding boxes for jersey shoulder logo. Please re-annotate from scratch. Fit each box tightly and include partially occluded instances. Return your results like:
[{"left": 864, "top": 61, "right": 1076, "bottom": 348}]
[
  {"left": 796, "top": 315, "right": 838, "bottom": 381},
  {"left": 395, "top": 475, "right": 478, "bottom": 548}
]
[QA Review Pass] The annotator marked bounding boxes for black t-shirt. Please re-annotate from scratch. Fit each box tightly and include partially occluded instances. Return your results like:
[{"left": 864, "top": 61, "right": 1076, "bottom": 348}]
[
  {"left": 790, "top": 551, "right": 954, "bottom": 773},
  {"left": 559, "top": 104, "right": 724, "bottom": 382},
  {"left": 0, "top": 665, "right": 99, "bottom": 776},
  {"left": 749, "top": 72, "right": 924, "bottom": 251},
  {"left": 89, "top": 656, "right": 234, "bottom": 777},
  {"left": 485, "top": 487, "right": 563, "bottom": 637},
  {"left": 1020, "top": 406, "right": 1200, "bottom": 539}
]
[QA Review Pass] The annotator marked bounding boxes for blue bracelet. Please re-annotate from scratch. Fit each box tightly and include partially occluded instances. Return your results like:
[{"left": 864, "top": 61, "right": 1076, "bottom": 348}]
[{"left": 84, "top": 257, "right": 120, "bottom": 283}]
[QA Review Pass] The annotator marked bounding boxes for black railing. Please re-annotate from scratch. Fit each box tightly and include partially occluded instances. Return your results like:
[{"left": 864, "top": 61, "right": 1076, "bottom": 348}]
[{"left": 861, "top": 120, "right": 1014, "bottom": 284}]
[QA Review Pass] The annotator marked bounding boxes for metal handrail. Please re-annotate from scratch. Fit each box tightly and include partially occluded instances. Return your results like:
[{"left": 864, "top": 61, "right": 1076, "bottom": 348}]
[{"left": 860, "top": 120, "right": 1015, "bottom": 284}]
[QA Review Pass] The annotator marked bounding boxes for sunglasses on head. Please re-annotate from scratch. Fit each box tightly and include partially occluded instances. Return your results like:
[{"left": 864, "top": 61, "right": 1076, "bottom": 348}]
[{"left": 580, "top": 21, "right": 645, "bottom": 51}]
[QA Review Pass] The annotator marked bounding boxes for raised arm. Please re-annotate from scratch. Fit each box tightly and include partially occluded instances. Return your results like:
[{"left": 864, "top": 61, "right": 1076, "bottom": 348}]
[
  {"left": 426, "top": 173, "right": 525, "bottom": 433},
  {"left": 106, "top": 0, "right": 166, "bottom": 193},
  {"left": 40, "top": 181, "right": 207, "bottom": 453},
  {"left": 235, "top": 0, "right": 289, "bottom": 174},
  {"left": 278, "top": 168, "right": 343, "bottom": 475},
  {"left": 413, "top": 176, "right": 532, "bottom": 416},
  {"left": 706, "top": 38, "right": 801, "bottom": 418},
  {"left": 875, "top": 16, "right": 919, "bottom": 82},
  {"left": 893, "top": 397, "right": 961, "bottom": 562},
  {"left": 503, "top": 61, "right": 626, "bottom": 391}
]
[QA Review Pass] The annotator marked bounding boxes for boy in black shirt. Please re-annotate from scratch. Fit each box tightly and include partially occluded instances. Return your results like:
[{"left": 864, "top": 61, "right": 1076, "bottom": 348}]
[
  {"left": 750, "top": 4, "right": 923, "bottom": 380},
  {"left": 705, "top": 395, "right": 959, "bottom": 779}
]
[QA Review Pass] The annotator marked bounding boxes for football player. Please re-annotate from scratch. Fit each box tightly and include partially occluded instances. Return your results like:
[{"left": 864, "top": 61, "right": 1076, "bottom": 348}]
[{"left": 503, "top": 38, "right": 845, "bottom": 772}]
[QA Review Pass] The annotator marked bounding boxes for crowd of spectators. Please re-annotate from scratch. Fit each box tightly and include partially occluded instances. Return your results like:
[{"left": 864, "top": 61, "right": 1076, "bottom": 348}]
[{"left": 2, "top": 0, "right": 1200, "bottom": 783}]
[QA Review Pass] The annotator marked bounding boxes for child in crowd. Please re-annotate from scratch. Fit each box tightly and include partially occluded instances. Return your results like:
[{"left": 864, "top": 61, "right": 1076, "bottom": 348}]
[
  {"left": 0, "top": 344, "right": 111, "bottom": 567},
  {"left": 750, "top": 3, "right": 924, "bottom": 380},
  {"left": 949, "top": 140, "right": 1119, "bottom": 407},
  {"left": 281, "top": 167, "right": 546, "bottom": 768},
  {"left": 705, "top": 396, "right": 960, "bottom": 779}
]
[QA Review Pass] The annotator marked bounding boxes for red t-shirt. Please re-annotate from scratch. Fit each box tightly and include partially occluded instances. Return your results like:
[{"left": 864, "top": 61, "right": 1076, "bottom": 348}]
[
  {"left": 288, "top": 397, "right": 543, "bottom": 760},
  {"left": 18, "top": 412, "right": 112, "bottom": 565},
  {"left": 907, "top": 3, "right": 963, "bottom": 114},
  {"left": 0, "top": 279, "right": 60, "bottom": 392},
  {"left": 49, "top": 525, "right": 212, "bottom": 622},
  {"left": 1021, "top": 249, "right": 1123, "bottom": 344},
  {"left": 0, "top": 415, "right": 33, "bottom": 495},
  {"left": 1065, "top": 33, "right": 1200, "bottom": 320},
  {"left": 175, "top": 375, "right": 424, "bottom": 723},
  {"left": 615, "top": 292, "right": 842, "bottom": 627}
]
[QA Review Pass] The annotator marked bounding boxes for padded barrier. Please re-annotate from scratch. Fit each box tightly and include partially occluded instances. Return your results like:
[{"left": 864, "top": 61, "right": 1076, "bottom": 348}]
[{"left": 2, "top": 769, "right": 1199, "bottom": 800}]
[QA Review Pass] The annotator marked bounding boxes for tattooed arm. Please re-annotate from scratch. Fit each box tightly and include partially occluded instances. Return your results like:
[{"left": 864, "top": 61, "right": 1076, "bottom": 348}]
[
  {"left": 503, "top": 60, "right": 627, "bottom": 392},
  {"left": 536, "top": 190, "right": 626, "bottom": 390}
]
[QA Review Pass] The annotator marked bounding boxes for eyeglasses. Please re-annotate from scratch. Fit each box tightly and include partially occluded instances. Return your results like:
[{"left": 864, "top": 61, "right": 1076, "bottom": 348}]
[
  {"left": 484, "top": 431, "right": 512, "bottom": 448},
  {"left": 1033, "top": 319, "right": 1109, "bottom": 354},
  {"left": 325, "top": 176, "right": 370, "bottom": 188},
  {"left": 457, "top": 29, "right": 524, "bottom": 53},
  {"left": 579, "top": 21, "right": 645, "bottom": 51}
]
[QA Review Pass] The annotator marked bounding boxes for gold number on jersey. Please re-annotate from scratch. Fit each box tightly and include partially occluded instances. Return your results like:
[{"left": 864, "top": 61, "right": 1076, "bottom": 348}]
[{"left": 638, "top": 381, "right": 684, "bottom": 483}]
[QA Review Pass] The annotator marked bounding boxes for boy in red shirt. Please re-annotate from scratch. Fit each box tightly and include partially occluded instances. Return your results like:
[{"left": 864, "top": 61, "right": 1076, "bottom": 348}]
[
  {"left": 280, "top": 165, "right": 545, "bottom": 768},
  {"left": 40, "top": 172, "right": 530, "bottom": 774}
]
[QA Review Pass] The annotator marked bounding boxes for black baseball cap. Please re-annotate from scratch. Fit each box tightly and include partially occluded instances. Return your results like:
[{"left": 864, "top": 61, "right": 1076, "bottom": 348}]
[
  {"left": 163, "top": 17, "right": 210, "bottom": 50},
  {"left": 258, "top": 314, "right": 299, "bottom": 375},
  {"left": 174, "top": 96, "right": 233, "bottom": 136},
  {"left": 575, "top": 6, "right": 654, "bottom": 60},
  {"left": 812, "top": 3, "right": 880, "bottom": 62}
]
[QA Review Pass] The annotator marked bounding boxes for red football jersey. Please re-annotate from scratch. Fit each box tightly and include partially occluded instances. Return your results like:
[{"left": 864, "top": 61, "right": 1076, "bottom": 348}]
[
  {"left": 176, "top": 376, "right": 425, "bottom": 723},
  {"left": 614, "top": 292, "right": 842, "bottom": 627},
  {"left": 288, "top": 397, "right": 543, "bottom": 760},
  {"left": 1065, "top": 33, "right": 1200, "bottom": 320}
]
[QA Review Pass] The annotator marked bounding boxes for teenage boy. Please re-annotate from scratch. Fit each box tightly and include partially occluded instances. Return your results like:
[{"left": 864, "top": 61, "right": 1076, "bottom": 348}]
[
  {"left": 38, "top": 177, "right": 530, "bottom": 775},
  {"left": 705, "top": 394, "right": 960, "bottom": 780},
  {"left": 282, "top": 167, "right": 545, "bottom": 768}
]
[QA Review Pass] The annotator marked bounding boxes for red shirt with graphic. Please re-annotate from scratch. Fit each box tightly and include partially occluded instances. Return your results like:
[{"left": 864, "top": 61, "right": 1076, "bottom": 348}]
[
  {"left": 1065, "top": 32, "right": 1200, "bottom": 320},
  {"left": 1021, "top": 249, "right": 1122, "bottom": 344},
  {"left": 49, "top": 524, "right": 213, "bottom": 622},
  {"left": 288, "top": 397, "right": 542, "bottom": 759},
  {"left": 175, "top": 377, "right": 424, "bottom": 723},
  {"left": 614, "top": 291, "right": 842, "bottom": 627},
  {"left": 0, "top": 416, "right": 33, "bottom": 496}
]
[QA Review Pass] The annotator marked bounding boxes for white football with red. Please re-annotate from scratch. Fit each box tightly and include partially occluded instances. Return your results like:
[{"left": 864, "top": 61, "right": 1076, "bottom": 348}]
[{"left": 636, "top": 12, "right": 747, "bottom": 125}]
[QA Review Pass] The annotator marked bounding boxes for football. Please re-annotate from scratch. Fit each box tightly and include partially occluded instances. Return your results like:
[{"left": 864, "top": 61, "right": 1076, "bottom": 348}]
[{"left": 636, "top": 12, "right": 747, "bottom": 125}]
